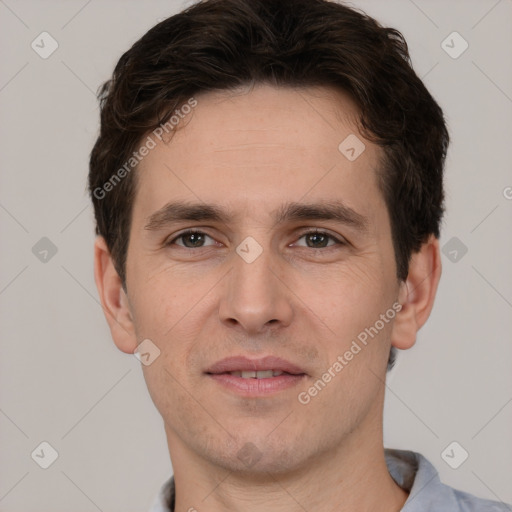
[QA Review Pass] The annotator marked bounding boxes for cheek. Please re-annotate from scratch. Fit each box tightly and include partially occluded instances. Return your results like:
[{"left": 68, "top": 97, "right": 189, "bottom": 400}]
[
  {"left": 129, "top": 260, "right": 198, "bottom": 335},
  {"left": 141, "top": 357, "right": 208, "bottom": 439},
  {"left": 135, "top": 288, "right": 208, "bottom": 420},
  {"left": 299, "top": 258, "right": 392, "bottom": 324},
  {"left": 130, "top": 270, "right": 220, "bottom": 383},
  {"left": 298, "top": 272, "right": 395, "bottom": 414}
]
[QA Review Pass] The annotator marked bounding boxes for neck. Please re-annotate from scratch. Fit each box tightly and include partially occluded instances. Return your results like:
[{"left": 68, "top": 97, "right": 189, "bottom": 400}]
[{"left": 166, "top": 422, "right": 408, "bottom": 512}]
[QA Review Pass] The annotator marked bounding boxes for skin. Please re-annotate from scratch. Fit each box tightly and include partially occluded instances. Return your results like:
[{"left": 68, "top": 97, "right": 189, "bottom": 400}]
[{"left": 94, "top": 83, "right": 441, "bottom": 512}]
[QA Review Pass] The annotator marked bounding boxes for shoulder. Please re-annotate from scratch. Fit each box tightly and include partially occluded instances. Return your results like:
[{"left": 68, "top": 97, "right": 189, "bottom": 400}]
[
  {"left": 449, "top": 487, "right": 512, "bottom": 511},
  {"left": 385, "top": 448, "right": 511, "bottom": 512}
]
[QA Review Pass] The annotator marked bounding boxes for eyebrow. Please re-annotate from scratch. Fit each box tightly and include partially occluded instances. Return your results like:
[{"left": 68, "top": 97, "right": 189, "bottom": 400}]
[{"left": 144, "top": 200, "right": 369, "bottom": 233}]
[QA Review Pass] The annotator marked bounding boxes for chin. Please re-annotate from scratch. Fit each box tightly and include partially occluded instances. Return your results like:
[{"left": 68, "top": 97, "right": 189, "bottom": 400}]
[{"left": 203, "top": 434, "right": 309, "bottom": 476}]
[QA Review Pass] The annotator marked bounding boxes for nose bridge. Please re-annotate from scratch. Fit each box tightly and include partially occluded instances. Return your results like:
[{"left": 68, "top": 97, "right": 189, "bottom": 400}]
[{"left": 219, "top": 236, "right": 292, "bottom": 333}]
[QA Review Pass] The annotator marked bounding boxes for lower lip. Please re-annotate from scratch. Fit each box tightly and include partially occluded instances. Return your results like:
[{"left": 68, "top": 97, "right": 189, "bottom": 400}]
[{"left": 207, "top": 373, "right": 306, "bottom": 396}]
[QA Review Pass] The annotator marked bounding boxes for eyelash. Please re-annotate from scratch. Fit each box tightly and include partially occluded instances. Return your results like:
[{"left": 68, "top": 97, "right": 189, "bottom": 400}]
[{"left": 165, "top": 229, "right": 346, "bottom": 249}]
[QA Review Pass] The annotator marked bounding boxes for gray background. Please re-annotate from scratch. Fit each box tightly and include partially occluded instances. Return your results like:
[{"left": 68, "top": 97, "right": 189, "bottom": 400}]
[{"left": 0, "top": 0, "right": 511, "bottom": 510}]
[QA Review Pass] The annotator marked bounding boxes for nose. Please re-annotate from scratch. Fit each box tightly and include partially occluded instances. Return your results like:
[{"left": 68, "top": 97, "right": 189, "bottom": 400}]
[{"left": 218, "top": 243, "right": 294, "bottom": 336}]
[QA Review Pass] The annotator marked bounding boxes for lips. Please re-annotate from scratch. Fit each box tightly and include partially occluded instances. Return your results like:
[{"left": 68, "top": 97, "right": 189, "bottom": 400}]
[
  {"left": 206, "top": 355, "right": 307, "bottom": 396},
  {"left": 205, "top": 355, "right": 307, "bottom": 377}
]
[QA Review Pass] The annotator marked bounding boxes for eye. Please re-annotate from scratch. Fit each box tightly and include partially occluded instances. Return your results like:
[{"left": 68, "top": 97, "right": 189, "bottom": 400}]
[
  {"left": 294, "top": 230, "right": 345, "bottom": 249},
  {"left": 166, "top": 230, "right": 217, "bottom": 248},
  {"left": 165, "top": 229, "right": 346, "bottom": 250}
]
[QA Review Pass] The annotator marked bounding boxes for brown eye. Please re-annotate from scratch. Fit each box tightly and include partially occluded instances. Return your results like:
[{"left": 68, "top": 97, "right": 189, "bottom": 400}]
[
  {"left": 295, "top": 230, "right": 344, "bottom": 249},
  {"left": 167, "top": 230, "right": 215, "bottom": 248}
]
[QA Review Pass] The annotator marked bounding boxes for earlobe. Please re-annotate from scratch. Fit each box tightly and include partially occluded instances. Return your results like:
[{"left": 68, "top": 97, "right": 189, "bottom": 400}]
[
  {"left": 390, "top": 235, "right": 442, "bottom": 350},
  {"left": 93, "top": 236, "right": 138, "bottom": 354}
]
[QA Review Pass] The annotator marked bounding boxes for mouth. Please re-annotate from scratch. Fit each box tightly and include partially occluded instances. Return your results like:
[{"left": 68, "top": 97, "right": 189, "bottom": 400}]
[{"left": 205, "top": 356, "right": 307, "bottom": 396}]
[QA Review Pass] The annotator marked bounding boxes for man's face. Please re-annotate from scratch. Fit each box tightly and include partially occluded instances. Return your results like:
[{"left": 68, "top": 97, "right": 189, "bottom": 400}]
[{"left": 124, "top": 84, "right": 401, "bottom": 473}]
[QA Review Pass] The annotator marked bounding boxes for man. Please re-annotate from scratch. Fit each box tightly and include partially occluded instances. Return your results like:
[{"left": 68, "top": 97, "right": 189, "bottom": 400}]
[{"left": 88, "top": 0, "right": 511, "bottom": 510}]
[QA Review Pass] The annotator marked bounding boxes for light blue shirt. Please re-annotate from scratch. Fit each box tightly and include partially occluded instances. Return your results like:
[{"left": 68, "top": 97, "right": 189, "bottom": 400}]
[{"left": 148, "top": 448, "right": 511, "bottom": 511}]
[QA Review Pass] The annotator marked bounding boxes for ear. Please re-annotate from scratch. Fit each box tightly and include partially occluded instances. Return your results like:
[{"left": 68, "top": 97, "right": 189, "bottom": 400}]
[
  {"left": 93, "top": 236, "right": 138, "bottom": 354},
  {"left": 391, "top": 235, "right": 442, "bottom": 350}
]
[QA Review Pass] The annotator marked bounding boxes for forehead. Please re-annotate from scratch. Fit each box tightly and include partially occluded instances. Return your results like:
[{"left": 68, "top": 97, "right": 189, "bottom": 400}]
[
  {"left": 133, "top": 83, "right": 385, "bottom": 226},
  {"left": 163, "top": 83, "right": 366, "bottom": 165}
]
